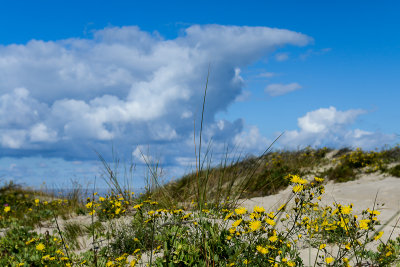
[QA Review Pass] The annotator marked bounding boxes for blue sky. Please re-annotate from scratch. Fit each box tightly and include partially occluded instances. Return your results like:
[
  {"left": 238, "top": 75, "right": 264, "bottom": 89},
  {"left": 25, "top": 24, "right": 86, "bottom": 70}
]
[{"left": 0, "top": 1, "right": 399, "bottom": 188}]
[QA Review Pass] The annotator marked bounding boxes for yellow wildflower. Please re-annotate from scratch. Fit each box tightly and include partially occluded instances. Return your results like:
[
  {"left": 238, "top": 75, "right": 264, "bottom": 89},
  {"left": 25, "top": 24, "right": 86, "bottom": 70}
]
[
  {"left": 249, "top": 220, "right": 262, "bottom": 231},
  {"left": 374, "top": 231, "right": 384, "bottom": 241},
  {"left": 269, "top": 235, "right": 278, "bottom": 242},
  {"left": 224, "top": 212, "right": 233, "bottom": 221},
  {"left": 314, "top": 176, "right": 324, "bottom": 182},
  {"left": 265, "top": 218, "right": 275, "bottom": 226},
  {"left": 253, "top": 206, "right": 265, "bottom": 213},
  {"left": 325, "top": 257, "right": 334, "bottom": 264},
  {"left": 232, "top": 219, "right": 243, "bottom": 227},
  {"left": 292, "top": 185, "right": 303, "bottom": 193},
  {"left": 342, "top": 205, "right": 352, "bottom": 214},
  {"left": 235, "top": 207, "right": 247, "bottom": 215},
  {"left": 359, "top": 219, "right": 370, "bottom": 230},
  {"left": 36, "top": 243, "right": 45, "bottom": 251},
  {"left": 133, "top": 204, "right": 142, "bottom": 209},
  {"left": 4, "top": 206, "right": 10, "bottom": 213},
  {"left": 256, "top": 245, "right": 268, "bottom": 254}
]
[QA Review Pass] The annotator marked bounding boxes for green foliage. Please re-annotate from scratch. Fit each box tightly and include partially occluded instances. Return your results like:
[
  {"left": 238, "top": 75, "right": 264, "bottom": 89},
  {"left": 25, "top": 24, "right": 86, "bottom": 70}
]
[
  {"left": 389, "top": 164, "right": 400, "bottom": 177},
  {"left": 324, "top": 147, "right": 400, "bottom": 183}
]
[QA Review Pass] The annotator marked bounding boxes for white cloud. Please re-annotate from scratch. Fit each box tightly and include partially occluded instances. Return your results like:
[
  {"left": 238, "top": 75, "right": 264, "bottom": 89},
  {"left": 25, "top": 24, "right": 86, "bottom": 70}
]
[
  {"left": 280, "top": 106, "right": 396, "bottom": 149},
  {"left": 275, "top": 52, "right": 289, "bottom": 62},
  {"left": 233, "top": 125, "right": 270, "bottom": 153},
  {"left": 265, "top": 82, "right": 302, "bottom": 96},
  {"left": 0, "top": 24, "right": 312, "bottom": 170},
  {"left": 29, "top": 123, "right": 58, "bottom": 142}
]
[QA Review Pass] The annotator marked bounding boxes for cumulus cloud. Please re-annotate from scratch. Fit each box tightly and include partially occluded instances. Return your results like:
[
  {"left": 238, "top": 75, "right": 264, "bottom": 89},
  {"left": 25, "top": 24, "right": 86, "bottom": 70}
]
[
  {"left": 233, "top": 126, "right": 270, "bottom": 152},
  {"left": 0, "top": 24, "right": 312, "bottom": 165},
  {"left": 279, "top": 106, "right": 396, "bottom": 149},
  {"left": 265, "top": 82, "right": 302, "bottom": 96}
]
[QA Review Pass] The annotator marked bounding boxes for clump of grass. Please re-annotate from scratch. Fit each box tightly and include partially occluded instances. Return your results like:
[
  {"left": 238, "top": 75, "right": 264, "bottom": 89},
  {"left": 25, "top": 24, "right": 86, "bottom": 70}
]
[
  {"left": 389, "top": 164, "right": 400, "bottom": 177},
  {"left": 63, "top": 221, "right": 86, "bottom": 250}
]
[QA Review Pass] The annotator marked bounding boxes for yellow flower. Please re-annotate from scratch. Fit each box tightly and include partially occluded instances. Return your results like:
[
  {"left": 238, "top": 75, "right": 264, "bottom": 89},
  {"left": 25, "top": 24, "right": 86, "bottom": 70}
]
[
  {"left": 182, "top": 213, "right": 191, "bottom": 220},
  {"left": 85, "top": 202, "right": 93, "bottom": 209},
  {"left": 99, "top": 197, "right": 105, "bottom": 201},
  {"left": 287, "top": 261, "right": 295, "bottom": 267},
  {"left": 253, "top": 206, "right": 265, "bottom": 213},
  {"left": 342, "top": 205, "right": 352, "bottom": 214},
  {"left": 250, "top": 212, "right": 260, "bottom": 219},
  {"left": 89, "top": 210, "right": 95, "bottom": 215},
  {"left": 256, "top": 245, "right": 268, "bottom": 254},
  {"left": 4, "top": 206, "right": 10, "bottom": 213},
  {"left": 106, "top": 261, "right": 114, "bottom": 266},
  {"left": 36, "top": 243, "right": 45, "bottom": 251},
  {"left": 292, "top": 185, "right": 304, "bottom": 193},
  {"left": 42, "top": 254, "right": 51, "bottom": 260},
  {"left": 289, "top": 174, "right": 308, "bottom": 184},
  {"left": 235, "top": 207, "right": 247, "bottom": 215},
  {"left": 249, "top": 220, "right": 262, "bottom": 231},
  {"left": 359, "top": 219, "right": 370, "bottom": 230},
  {"left": 25, "top": 238, "right": 36, "bottom": 245},
  {"left": 133, "top": 204, "right": 142, "bottom": 209},
  {"left": 325, "top": 257, "right": 334, "bottom": 264},
  {"left": 265, "top": 218, "right": 275, "bottom": 226},
  {"left": 319, "top": 244, "right": 326, "bottom": 250},
  {"left": 374, "top": 231, "right": 384, "bottom": 241},
  {"left": 35, "top": 199, "right": 40, "bottom": 205},
  {"left": 115, "top": 208, "right": 121, "bottom": 215},
  {"left": 314, "top": 176, "right": 324, "bottom": 182},
  {"left": 268, "top": 235, "right": 278, "bottom": 242},
  {"left": 224, "top": 212, "right": 233, "bottom": 221},
  {"left": 232, "top": 219, "right": 243, "bottom": 227},
  {"left": 56, "top": 249, "right": 64, "bottom": 255}
]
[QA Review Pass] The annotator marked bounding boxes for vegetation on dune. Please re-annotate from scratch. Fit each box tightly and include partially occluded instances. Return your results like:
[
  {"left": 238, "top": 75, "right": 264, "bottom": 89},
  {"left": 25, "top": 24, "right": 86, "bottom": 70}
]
[{"left": 1, "top": 146, "right": 400, "bottom": 266}]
